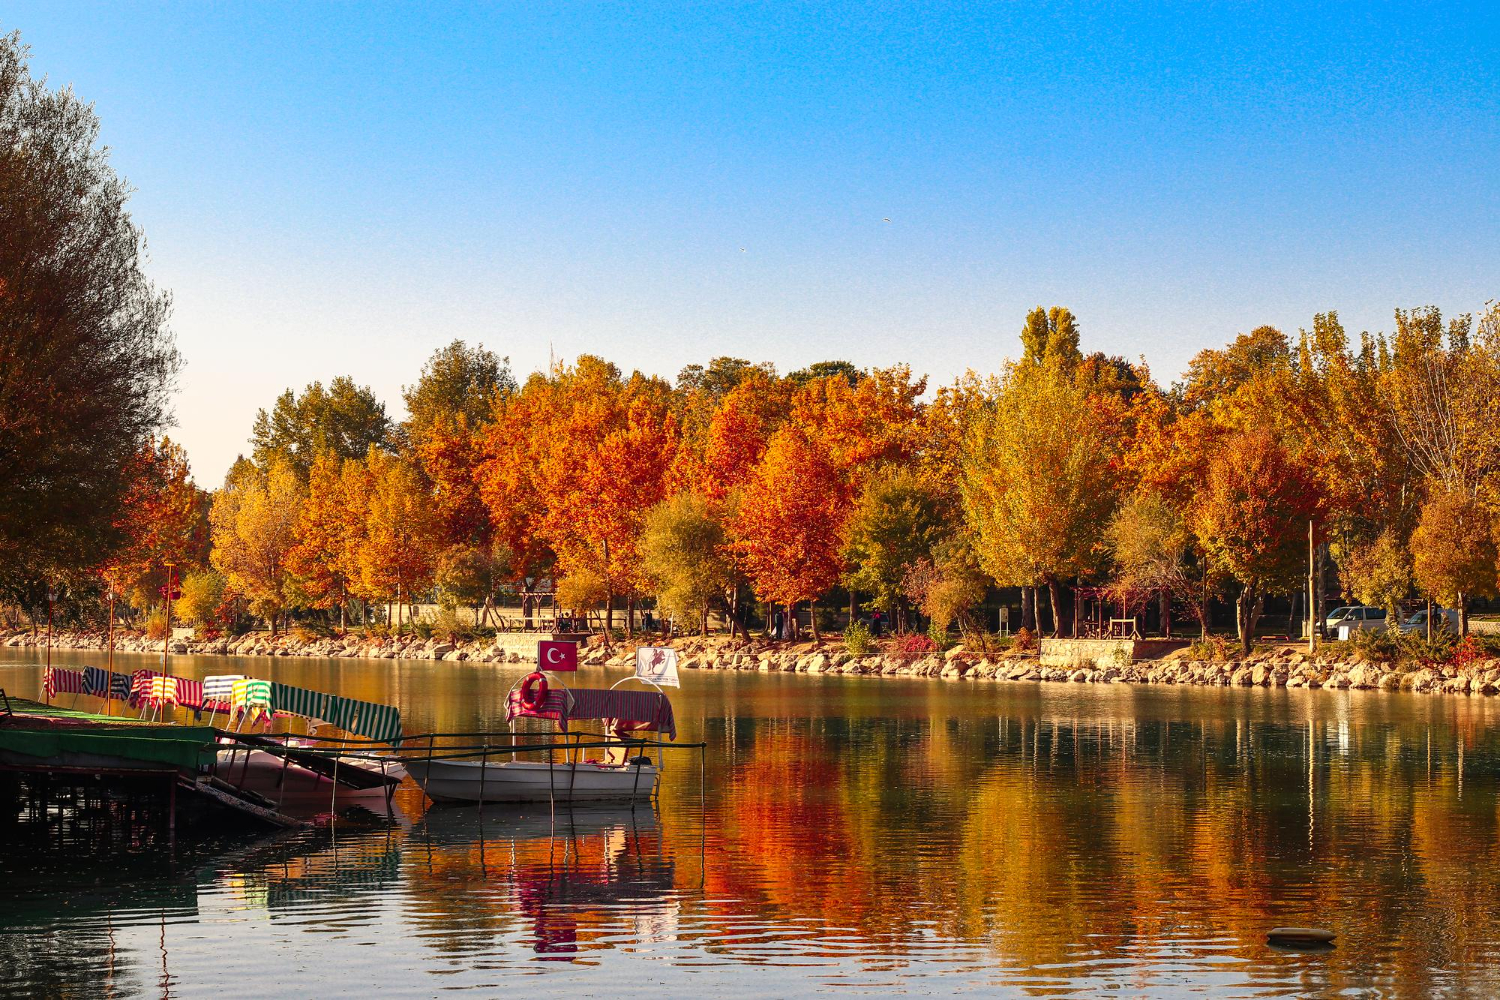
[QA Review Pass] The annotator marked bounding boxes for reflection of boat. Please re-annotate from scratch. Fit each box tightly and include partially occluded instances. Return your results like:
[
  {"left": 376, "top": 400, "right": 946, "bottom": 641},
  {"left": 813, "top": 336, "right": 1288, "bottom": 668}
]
[
  {"left": 405, "top": 672, "right": 678, "bottom": 805},
  {"left": 404, "top": 756, "right": 658, "bottom": 803}
]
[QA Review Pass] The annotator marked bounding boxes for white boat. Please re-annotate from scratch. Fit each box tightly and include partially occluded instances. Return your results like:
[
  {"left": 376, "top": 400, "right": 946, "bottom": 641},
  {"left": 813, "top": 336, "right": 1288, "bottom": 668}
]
[
  {"left": 404, "top": 757, "right": 659, "bottom": 803},
  {"left": 404, "top": 671, "right": 678, "bottom": 806}
]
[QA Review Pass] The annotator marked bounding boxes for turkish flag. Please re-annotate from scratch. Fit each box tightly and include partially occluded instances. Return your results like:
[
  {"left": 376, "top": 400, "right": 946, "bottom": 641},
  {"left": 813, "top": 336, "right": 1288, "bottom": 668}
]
[{"left": 538, "top": 639, "right": 578, "bottom": 672}]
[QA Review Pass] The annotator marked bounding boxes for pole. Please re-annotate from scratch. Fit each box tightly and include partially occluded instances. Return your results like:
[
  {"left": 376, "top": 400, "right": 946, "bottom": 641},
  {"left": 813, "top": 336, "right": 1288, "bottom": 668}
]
[
  {"left": 1307, "top": 520, "right": 1316, "bottom": 655},
  {"left": 106, "top": 589, "right": 115, "bottom": 715},
  {"left": 163, "top": 563, "right": 174, "bottom": 676},
  {"left": 45, "top": 586, "right": 54, "bottom": 704}
]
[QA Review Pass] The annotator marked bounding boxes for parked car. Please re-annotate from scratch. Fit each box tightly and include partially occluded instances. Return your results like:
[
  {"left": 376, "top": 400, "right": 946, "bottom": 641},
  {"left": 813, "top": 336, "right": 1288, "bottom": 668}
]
[
  {"left": 1325, "top": 606, "right": 1387, "bottom": 634},
  {"left": 1398, "top": 608, "right": 1460, "bottom": 635}
]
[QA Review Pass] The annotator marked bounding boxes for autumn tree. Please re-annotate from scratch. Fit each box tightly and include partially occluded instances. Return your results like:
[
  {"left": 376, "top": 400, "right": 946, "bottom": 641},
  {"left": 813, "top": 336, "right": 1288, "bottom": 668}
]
[
  {"left": 476, "top": 380, "right": 557, "bottom": 623},
  {"left": 528, "top": 357, "right": 679, "bottom": 636},
  {"left": 1190, "top": 430, "right": 1322, "bottom": 653},
  {"left": 356, "top": 449, "right": 438, "bottom": 631},
  {"left": 1410, "top": 488, "right": 1496, "bottom": 635},
  {"left": 1107, "top": 491, "right": 1210, "bottom": 637},
  {"left": 209, "top": 456, "right": 303, "bottom": 633},
  {"left": 640, "top": 492, "right": 733, "bottom": 635},
  {"left": 733, "top": 428, "right": 846, "bottom": 639},
  {"left": 286, "top": 452, "right": 361, "bottom": 627},
  {"left": 962, "top": 361, "right": 1120, "bottom": 637},
  {"left": 103, "top": 437, "right": 207, "bottom": 612},
  {"left": 1340, "top": 529, "right": 1412, "bottom": 626},
  {"left": 174, "top": 569, "right": 227, "bottom": 631},
  {"left": 0, "top": 33, "right": 179, "bottom": 583},
  {"left": 902, "top": 531, "right": 989, "bottom": 635},
  {"left": 251, "top": 376, "right": 391, "bottom": 475}
]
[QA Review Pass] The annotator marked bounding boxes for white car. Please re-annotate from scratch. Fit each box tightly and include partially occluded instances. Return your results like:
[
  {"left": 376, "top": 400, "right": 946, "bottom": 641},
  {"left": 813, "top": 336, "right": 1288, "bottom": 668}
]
[
  {"left": 1325, "top": 606, "right": 1387, "bottom": 633},
  {"left": 1398, "top": 608, "right": 1460, "bottom": 635}
]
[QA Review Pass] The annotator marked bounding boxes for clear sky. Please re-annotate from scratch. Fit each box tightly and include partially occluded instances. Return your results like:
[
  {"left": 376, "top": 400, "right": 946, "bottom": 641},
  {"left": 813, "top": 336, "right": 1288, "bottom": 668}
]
[{"left": 5, "top": 3, "right": 1498, "bottom": 483}]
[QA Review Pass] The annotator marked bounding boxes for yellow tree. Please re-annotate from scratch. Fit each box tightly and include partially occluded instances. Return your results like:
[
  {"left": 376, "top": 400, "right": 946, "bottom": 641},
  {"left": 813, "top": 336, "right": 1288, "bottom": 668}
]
[
  {"left": 961, "top": 361, "right": 1120, "bottom": 636},
  {"left": 209, "top": 456, "right": 303, "bottom": 633},
  {"left": 286, "top": 451, "right": 361, "bottom": 628},
  {"left": 356, "top": 449, "right": 437, "bottom": 631},
  {"left": 1410, "top": 487, "right": 1497, "bottom": 636}
]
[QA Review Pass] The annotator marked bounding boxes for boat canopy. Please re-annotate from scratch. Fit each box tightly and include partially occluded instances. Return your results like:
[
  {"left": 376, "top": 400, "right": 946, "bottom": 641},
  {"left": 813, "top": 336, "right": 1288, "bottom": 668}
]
[{"left": 506, "top": 687, "right": 677, "bottom": 741}]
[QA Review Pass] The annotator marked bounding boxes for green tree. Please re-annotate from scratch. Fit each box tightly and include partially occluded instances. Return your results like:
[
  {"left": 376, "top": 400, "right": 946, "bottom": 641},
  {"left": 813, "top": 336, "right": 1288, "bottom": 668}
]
[
  {"left": 402, "top": 339, "right": 515, "bottom": 445},
  {"left": 842, "top": 467, "right": 950, "bottom": 622},
  {"left": 0, "top": 32, "right": 179, "bottom": 582},
  {"left": 640, "top": 492, "right": 732, "bottom": 634},
  {"left": 251, "top": 376, "right": 391, "bottom": 475},
  {"left": 677, "top": 357, "right": 777, "bottom": 399},
  {"left": 174, "top": 568, "right": 227, "bottom": 631},
  {"left": 786, "top": 360, "right": 862, "bottom": 388}
]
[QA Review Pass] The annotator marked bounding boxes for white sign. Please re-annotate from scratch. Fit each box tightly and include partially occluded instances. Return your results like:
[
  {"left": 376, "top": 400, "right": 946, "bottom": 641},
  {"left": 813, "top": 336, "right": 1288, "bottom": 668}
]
[{"left": 634, "top": 646, "right": 680, "bottom": 688}]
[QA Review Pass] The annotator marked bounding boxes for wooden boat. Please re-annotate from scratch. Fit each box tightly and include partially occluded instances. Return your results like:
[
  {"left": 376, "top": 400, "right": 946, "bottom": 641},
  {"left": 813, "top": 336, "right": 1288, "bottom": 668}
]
[{"left": 405, "top": 673, "right": 678, "bottom": 806}]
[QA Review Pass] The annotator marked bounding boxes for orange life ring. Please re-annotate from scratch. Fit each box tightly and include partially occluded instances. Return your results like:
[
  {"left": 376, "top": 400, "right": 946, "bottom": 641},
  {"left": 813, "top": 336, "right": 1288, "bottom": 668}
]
[{"left": 520, "top": 671, "right": 549, "bottom": 711}]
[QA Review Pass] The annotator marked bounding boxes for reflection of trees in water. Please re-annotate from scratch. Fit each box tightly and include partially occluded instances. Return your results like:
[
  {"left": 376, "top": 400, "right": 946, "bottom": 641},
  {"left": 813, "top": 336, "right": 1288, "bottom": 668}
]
[{"left": 652, "top": 702, "right": 1500, "bottom": 993}]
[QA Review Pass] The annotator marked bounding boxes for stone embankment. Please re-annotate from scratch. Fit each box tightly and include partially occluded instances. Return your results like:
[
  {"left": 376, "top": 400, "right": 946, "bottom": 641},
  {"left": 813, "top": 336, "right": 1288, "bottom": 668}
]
[{"left": 10, "top": 629, "right": 1500, "bottom": 697}]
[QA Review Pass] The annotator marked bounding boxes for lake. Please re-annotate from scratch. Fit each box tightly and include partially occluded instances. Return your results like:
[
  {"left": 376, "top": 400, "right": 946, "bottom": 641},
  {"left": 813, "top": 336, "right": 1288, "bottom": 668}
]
[{"left": 4, "top": 648, "right": 1500, "bottom": 998}]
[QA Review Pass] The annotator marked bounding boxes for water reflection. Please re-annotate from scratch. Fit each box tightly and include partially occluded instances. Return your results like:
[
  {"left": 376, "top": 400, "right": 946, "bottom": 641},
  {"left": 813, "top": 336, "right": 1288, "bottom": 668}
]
[{"left": 4, "top": 653, "right": 1500, "bottom": 996}]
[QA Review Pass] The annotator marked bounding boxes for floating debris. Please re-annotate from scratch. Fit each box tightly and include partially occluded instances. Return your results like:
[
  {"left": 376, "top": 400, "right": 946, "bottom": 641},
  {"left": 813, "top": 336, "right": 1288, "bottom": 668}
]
[{"left": 1267, "top": 927, "right": 1336, "bottom": 948}]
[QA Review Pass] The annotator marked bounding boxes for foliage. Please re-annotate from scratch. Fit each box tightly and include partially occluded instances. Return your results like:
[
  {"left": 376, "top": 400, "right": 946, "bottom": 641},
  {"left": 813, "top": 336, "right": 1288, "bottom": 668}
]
[
  {"left": 1340, "top": 529, "right": 1412, "bottom": 622},
  {"left": 356, "top": 450, "right": 438, "bottom": 604},
  {"left": 433, "top": 543, "right": 499, "bottom": 611},
  {"left": 251, "top": 376, "right": 390, "bottom": 476},
  {"left": 0, "top": 34, "right": 179, "bottom": 581},
  {"left": 1187, "top": 635, "right": 1234, "bottom": 661},
  {"left": 842, "top": 467, "right": 950, "bottom": 613},
  {"left": 1190, "top": 429, "right": 1322, "bottom": 652},
  {"left": 639, "top": 493, "right": 731, "bottom": 631},
  {"left": 402, "top": 339, "right": 515, "bottom": 444},
  {"left": 786, "top": 360, "right": 862, "bottom": 388},
  {"left": 677, "top": 357, "right": 778, "bottom": 399},
  {"left": 209, "top": 456, "right": 303, "bottom": 628},
  {"left": 556, "top": 565, "right": 609, "bottom": 611},
  {"left": 1010, "top": 627, "right": 1037, "bottom": 652},
  {"left": 144, "top": 607, "right": 168, "bottom": 641},
  {"left": 174, "top": 569, "right": 226, "bottom": 627},
  {"left": 962, "top": 357, "right": 1120, "bottom": 634},
  {"left": 1410, "top": 487, "right": 1497, "bottom": 631},
  {"left": 926, "top": 619, "right": 956, "bottom": 649},
  {"left": 733, "top": 428, "right": 847, "bottom": 613},
  {"left": 842, "top": 620, "right": 873, "bottom": 657},
  {"left": 892, "top": 633, "right": 938, "bottom": 658},
  {"left": 903, "top": 532, "right": 988, "bottom": 632}
]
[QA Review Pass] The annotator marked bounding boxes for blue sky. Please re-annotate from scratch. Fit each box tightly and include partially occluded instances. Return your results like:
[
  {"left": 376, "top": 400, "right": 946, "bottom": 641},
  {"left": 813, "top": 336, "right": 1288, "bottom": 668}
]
[{"left": 5, "top": 3, "right": 1498, "bottom": 482}]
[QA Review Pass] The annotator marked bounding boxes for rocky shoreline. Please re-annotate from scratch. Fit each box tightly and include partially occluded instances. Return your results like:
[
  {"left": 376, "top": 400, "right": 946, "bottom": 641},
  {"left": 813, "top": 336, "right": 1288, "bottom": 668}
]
[{"left": 9, "top": 628, "right": 1500, "bottom": 697}]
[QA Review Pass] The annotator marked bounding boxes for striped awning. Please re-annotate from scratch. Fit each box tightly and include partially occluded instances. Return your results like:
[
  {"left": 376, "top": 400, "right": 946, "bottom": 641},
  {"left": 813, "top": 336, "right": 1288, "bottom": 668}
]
[{"left": 269, "top": 682, "right": 403, "bottom": 745}]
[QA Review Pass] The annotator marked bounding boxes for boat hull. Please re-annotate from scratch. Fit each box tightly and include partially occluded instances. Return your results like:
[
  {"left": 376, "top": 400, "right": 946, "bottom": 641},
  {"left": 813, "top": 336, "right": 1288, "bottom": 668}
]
[{"left": 405, "top": 758, "right": 659, "bottom": 803}]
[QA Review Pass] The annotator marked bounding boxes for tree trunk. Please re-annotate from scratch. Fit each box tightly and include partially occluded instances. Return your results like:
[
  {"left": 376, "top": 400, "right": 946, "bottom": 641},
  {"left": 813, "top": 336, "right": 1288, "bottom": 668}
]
[
  {"left": 1045, "top": 578, "right": 1064, "bottom": 638},
  {"left": 810, "top": 600, "right": 820, "bottom": 641},
  {"left": 1159, "top": 590, "right": 1171, "bottom": 639},
  {"left": 1315, "top": 543, "right": 1329, "bottom": 640},
  {"left": 605, "top": 592, "right": 614, "bottom": 636},
  {"left": 1237, "top": 583, "right": 1260, "bottom": 655},
  {"left": 625, "top": 595, "right": 635, "bottom": 639},
  {"left": 848, "top": 589, "right": 857, "bottom": 630},
  {"left": 1460, "top": 591, "right": 1469, "bottom": 637},
  {"left": 1021, "top": 586, "right": 1036, "bottom": 633}
]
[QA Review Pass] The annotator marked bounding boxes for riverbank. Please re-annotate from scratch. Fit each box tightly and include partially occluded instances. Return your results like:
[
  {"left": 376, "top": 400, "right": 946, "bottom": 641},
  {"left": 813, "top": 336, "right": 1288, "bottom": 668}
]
[{"left": 10, "top": 628, "right": 1500, "bottom": 697}]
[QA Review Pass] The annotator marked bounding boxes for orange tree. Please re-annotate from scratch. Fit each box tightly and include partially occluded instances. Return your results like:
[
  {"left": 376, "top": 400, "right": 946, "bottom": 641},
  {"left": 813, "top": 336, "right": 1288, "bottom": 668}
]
[
  {"left": 477, "top": 376, "right": 556, "bottom": 621},
  {"left": 1190, "top": 429, "right": 1323, "bottom": 653},
  {"left": 1410, "top": 487, "right": 1497, "bottom": 636},
  {"left": 731, "top": 427, "right": 846, "bottom": 638},
  {"left": 527, "top": 357, "right": 679, "bottom": 635},
  {"left": 286, "top": 451, "right": 362, "bottom": 628},
  {"left": 355, "top": 449, "right": 437, "bottom": 631},
  {"left": 105, "top": 437, "right": 207, "bottom": 614}
]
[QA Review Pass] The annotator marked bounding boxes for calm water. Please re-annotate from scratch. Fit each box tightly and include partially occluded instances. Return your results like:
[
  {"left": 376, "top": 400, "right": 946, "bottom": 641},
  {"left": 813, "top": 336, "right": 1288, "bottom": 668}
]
[{"left": 5, "top": 650, "right": 1500, "bottom": 998}]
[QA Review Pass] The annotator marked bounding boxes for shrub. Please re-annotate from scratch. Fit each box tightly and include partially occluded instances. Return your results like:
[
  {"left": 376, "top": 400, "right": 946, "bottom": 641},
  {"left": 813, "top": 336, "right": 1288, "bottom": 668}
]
[
  {"left": 1451, "top": 634, "right": 1484, "bottom": 670},
  {"left": 144, "top": 608, "right": 168, "bottom": 640},
  {"left": 964, "top": 631, "right": 1013, "bottom": 655},
  {"left": 843, "top": 620, "right": 873, "bottom": 657},
  {"left": 413, "top": 618, "right": 435, "bottom": 640},
  {"left": 194, "top": 624, "right": 222, "bottom": 642},
  {"left": 927, "top": 619, "right": 956, "bottom": 650},
  {"left": 290, "top": 624, "right": 321, "bottom": 645},
  {"left": 1011, "top": 627, "right": 1038, "bottom": 653},
  {"left": 893, "top": 633, "right": 938, "bottom": 657},
  {"left": 1187, "top": 634, "right": 1234, "bottom": 661}
]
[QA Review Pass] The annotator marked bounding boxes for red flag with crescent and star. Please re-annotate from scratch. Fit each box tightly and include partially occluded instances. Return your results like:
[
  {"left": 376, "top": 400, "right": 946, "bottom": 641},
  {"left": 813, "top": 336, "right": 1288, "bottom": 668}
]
[{"left": 538, "top": 639, "right": 578, "bottom": 672}]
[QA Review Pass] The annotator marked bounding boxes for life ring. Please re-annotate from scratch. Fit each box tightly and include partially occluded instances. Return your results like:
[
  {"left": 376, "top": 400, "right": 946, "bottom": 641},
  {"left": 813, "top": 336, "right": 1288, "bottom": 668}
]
[{"left": 519, "top": 671, "right": 549, "bottom": 711}]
